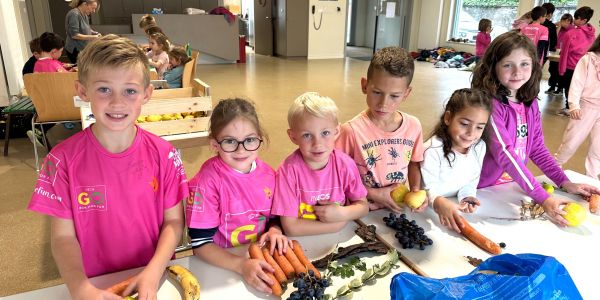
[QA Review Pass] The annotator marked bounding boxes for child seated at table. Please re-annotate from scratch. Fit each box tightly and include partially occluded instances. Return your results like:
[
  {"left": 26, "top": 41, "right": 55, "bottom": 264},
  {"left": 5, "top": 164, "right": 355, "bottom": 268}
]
[
  {"left": 33, "top": 32, "right": 70, "bottom": 73},
  {"left": 271, "top": 92, "right": 368, "bottom": 236},
  {"left": 421, "top": 88, "right": 491, "bottom": 233},
  {"left": 164, "top": 46, "right": 191, "bottom": 88},
  {"left": 336, "top": 47, "right": 425, "bottom": 213},
  {"left": 147, "top": 33, "right": 170, "bottom": 78},
  {"left": 186, "top": 98, "right": 291, "bottom": 295},
  {"left": 22, "top": 37, "right": 41, "bottom": 75},
  {"left": 28, "top": 34, "right": 187, "bottom": 299}
]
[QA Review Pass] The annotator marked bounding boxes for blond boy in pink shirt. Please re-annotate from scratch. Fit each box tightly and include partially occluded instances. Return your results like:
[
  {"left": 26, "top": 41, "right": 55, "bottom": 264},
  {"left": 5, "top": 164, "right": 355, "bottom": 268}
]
[
  {"left": 336, "top": 47, "right": 425, "bottom": 213},
  {"left": 272, "top": 92, "right": 368, "bottom": 236}
]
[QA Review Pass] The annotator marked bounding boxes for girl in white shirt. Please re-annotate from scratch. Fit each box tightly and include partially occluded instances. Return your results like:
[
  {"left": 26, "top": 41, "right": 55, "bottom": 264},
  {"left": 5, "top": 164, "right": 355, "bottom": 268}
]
[{"left": 421, "top": 88, "right": 492, "bottom": 233}]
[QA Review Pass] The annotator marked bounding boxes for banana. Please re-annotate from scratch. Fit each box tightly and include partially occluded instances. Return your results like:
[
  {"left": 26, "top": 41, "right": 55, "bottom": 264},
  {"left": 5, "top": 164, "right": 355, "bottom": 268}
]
[{"left": 166, "top": 265, "right": 200, "bottom": 300}]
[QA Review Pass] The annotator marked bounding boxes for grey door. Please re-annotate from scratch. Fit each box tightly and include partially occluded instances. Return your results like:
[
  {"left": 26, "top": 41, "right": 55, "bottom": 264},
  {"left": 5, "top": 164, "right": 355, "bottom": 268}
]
[{"left": 254, "top": 0, "right": 273, "bottom": 56}]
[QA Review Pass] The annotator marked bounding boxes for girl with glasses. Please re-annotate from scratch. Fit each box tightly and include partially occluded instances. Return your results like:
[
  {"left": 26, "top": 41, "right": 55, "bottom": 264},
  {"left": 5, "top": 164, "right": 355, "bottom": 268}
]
[{"left": 186, "top": 98, "right": 291, "bottom": 295}]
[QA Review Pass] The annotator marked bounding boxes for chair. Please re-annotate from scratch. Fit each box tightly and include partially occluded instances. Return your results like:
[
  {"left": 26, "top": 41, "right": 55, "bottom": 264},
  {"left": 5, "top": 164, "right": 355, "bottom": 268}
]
[
  {"left": 23, "top": 72, "right": 80, "bottom": 171},
  {"left": 182, "top": 50, "right": 200, "bottom": 88},
  {"left": 2, "top": 96, "right": 35, "bottom": 156}
]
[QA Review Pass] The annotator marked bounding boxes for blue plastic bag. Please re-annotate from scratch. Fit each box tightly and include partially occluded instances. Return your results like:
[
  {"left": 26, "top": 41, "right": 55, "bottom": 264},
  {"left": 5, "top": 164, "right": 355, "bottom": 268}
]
[{"left": 391, "top": 254, "right": 581, "bottom": 300}]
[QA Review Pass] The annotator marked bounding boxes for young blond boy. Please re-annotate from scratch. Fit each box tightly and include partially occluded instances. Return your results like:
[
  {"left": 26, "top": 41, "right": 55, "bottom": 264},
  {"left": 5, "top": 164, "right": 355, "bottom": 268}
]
[
  {"left": 28, "top": 35, "right": 187, "bottom": 299},
  {"left": 271, "top": 92, "right": 368, "bottom": 236},
  {"left": 336, "top": 47, "right": 425, "bottom": 213}
]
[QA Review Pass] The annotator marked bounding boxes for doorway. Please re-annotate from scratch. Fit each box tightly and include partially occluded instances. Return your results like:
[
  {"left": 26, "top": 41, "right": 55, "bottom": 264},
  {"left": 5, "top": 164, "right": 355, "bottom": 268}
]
[{"left": 346, "top": 0, "right": 412, "bottom": 60}]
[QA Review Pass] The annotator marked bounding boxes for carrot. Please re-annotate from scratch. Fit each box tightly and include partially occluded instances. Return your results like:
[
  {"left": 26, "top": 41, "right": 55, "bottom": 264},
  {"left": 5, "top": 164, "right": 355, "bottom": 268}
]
[
  {"left": 248, "top": 243, "right": 283, "bottom": 296},
  {"left": 589, "top": 194, "right": 599, "bottom": 214},
  {"left": 261, "top": 247, "right": 288, "bottom": 284},
  {"left": 459, "top": 216, "right": 502, "bottom": 255},
  {"left": 291, "top": 240, "right": 321, "bottom": 278},
  {"left": 284, "top": 245, "right": 307, "bottom": 275},
  {"left": 272, "top": 248, "right": 295, "bottom": 279},
  {"left": 105, "top": 275, "right": 136, "bottom": 296}
]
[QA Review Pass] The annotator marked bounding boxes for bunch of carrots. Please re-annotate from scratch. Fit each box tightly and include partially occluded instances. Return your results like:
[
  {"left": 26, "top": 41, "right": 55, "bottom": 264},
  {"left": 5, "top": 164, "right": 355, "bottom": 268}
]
[{"left": 248, "top": 240, "right": 320, "bottom": 296}]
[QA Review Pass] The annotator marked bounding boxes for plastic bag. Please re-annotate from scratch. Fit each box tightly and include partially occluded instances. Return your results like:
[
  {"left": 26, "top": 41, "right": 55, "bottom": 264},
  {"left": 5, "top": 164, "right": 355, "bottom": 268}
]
[{"left": 391, "top": 253, "right": 581, "bottom": 300}]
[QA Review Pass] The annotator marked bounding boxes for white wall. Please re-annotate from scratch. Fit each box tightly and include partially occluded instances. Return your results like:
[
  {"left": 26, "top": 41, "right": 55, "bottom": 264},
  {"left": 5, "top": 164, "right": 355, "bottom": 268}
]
[
  {"left": 307, "top": 0, "right": 347, "bottom": 59},
  {"left": 0, "top": 0, "right": 31, "bottom": 105},
  {"left": 417, "top": 0, "right": 443, "bottom": 50}
]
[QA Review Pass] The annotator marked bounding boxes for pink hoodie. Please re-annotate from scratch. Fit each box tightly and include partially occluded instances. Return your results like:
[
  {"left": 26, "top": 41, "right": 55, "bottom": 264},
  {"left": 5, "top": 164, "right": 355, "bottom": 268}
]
[
  {"left": 556, "top": 25, "right": 573, "bottom": 50},
  {"left": 568, "top": 52, "right": 600, "bottom": 111},
  {"left": 559, "top": 24, "right": 596, "bottom": 75}
]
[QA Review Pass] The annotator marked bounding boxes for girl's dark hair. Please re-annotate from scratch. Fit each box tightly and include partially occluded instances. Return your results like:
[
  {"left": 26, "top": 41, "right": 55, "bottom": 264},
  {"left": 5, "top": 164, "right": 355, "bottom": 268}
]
[
  {"left": 39, "top": 32, "right": 65, "bottom": 52},
  {"left": 478, "top": 19, "right": 491, "bottom": 32},
  {"left": 149, "top": 33, "right": 169, "bottom": 52},
  {"left": 209, "top": 98, "right": 269, "bottom": 144},
  {"left": 472, "top": 31, "right": 541, "bottom": 103},
  {"left": 589, "top": 34, "right": 600, "bottom": 53},
  {"left": 168, "top": 47, "right": 191, "bottom": 65},
  {"left": 561, "top": 13, "right": 573, "bottom": 23},
  {"left": 430, "top": 88, "right": 492, "bottom": 166}
]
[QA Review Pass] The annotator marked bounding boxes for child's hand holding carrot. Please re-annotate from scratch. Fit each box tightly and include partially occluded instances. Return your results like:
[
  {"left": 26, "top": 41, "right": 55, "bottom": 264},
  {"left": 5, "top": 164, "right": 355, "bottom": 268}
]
[{"left": 258, "top": 225, "right": 293, "bottom": 255}]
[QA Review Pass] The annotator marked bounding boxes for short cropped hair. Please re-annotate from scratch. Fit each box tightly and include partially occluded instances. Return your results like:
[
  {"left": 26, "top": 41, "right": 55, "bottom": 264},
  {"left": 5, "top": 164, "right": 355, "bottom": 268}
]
[
  {"left": 478, "top": 19, "right": 492, "bottom": 32},
  {"left": 39, "top": 32, "right": 65, "bottom": 52},
  {"left": 288, "top": 92, "right": 339, "bottom": 128},
  {"left": 531, "top": 6, "right": 547, "bottom": 21},
  {"left": 367, "top": 47, "right": 415, "bottom": 84},
  {"left": 77, "top": 34, "right": 150, "bottom": 87},
  {"left": 541, "top": 3, "right": 555, "bottom": 15},
  {"left": 574, "top": 6, "right": 594, "bottom": 23},
  {"left": 29, "top": 37, "right": 41, "bottom": 54}
]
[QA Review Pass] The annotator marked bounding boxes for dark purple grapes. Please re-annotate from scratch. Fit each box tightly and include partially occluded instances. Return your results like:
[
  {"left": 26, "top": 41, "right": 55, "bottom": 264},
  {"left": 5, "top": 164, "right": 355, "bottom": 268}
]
[
  {"left": 286, "top": 269, "right": 329, "bottom": 300},
  {"left": 384, "top": 213, "right": 433, "bottom": 251}
]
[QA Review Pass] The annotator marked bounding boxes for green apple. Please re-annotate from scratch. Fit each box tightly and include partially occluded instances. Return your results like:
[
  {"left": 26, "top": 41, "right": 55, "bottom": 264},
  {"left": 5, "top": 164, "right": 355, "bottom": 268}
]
[
  {"left": 563, "top": 202, "right": 586, "bottom": 227},
  {"left": 542, "top": 182, "right": 554, "bottom": 194},
  {"left": 390, "top": 185, "right": 409, "bottom": 206},
  {"left": 404, "top": 190, "right": 427, "bottom": 209}
]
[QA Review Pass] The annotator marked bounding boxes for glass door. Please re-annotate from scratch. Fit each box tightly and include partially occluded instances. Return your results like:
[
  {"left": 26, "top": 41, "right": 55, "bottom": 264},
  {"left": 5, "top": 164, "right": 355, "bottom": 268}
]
[{"left": 374, "top": 0, "right": 412, "bottom": 52}]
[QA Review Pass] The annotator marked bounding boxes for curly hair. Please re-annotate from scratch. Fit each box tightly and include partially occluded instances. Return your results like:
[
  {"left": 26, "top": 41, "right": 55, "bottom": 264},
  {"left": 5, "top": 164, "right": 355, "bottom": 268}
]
[{"left": 367, "top": 47, "right": 415, "bottom": 84}]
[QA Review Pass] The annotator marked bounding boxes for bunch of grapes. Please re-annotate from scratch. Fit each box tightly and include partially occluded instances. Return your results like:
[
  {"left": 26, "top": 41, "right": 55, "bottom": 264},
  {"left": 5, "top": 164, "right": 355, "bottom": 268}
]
[
  {"left": 287, "top": 270, "right": 330, "bottom": 300},
  {"left": 383, "top": 213, "right": 433, "bottom": 250}
]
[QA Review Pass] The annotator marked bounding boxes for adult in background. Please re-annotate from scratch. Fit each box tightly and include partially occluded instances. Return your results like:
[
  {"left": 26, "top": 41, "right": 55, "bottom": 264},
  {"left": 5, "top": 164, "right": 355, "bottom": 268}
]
[{"left": 65, "top": 0, "right": 100, "bottom": 63}]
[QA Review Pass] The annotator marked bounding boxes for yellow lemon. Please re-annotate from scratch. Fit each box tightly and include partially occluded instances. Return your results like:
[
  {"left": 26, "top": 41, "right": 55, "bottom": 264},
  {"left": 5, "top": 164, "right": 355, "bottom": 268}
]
[
  {"left": 390, "top": 185, "right": 409, "bottom": 206},
  {"left": 184, "top": 115, "right": 195, "bottom": 119},
  {"left": 146, "top": 114, "right": 162, "bottom": 122},
  {"left": 136, "top": 116, "right": 146, "bottom": 123},
  {"left": 563, "top": 202, "right": 586, "bottom": 227},
  {"left": 542, "top": 182, "right": 554, "bottom": 194},
  {"left": 404, "top": 190, "right": 427, "bottom": 209}
]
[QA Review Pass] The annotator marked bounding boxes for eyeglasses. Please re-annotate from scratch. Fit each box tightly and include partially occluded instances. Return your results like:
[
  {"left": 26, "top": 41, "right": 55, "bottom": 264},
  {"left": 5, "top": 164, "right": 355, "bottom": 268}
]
[{"left": 217, "top": 137, "right": 263, "bottom": 152}]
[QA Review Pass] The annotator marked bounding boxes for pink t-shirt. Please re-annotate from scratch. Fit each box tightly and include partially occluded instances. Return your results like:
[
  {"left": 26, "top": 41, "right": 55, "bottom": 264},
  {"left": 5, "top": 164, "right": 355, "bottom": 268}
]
[
  {"left": 271, "top": 149, "right": 367, "bottom": 219},
  {"left": 336, "top": 111, "right": 424, "bottom": 189},
  {"left": 33, "top": 58, "right": 66, "bottom": 73},
  {"left": 495, "top": 101, "right": 528, "bottom": 185},
  {"left": 147, "top": 50, "right": 169, "bottom": 78},
  {"left": 28, "top": 126, "right": 188, "bottom": 277},
  {"left": 522, "top": 23, "right": 549, "bottom": 46},
  {"left": 186, "top": 156, "right": 275, "bottom": 248}
]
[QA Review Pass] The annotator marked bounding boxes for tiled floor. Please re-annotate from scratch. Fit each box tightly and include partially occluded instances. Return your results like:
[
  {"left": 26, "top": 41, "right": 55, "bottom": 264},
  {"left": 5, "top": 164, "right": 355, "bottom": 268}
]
[{"left": 0, "top": 55, "right": 590, "bottom": 296}]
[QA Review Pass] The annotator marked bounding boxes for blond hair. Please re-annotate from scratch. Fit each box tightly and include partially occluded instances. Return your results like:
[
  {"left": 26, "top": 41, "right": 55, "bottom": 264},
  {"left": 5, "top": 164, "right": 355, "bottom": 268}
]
[
  {"left": 149, "top": 33, "right": 169, "bottom": 52},
  {"left": 288, "top": 92, "right": 339, "bottom": 128},
  {"left": 77, "top": 34, "right": 150, "bottom": 87},
  {"left": 139, "top": 14, "right": 156, "bottom": 29}
]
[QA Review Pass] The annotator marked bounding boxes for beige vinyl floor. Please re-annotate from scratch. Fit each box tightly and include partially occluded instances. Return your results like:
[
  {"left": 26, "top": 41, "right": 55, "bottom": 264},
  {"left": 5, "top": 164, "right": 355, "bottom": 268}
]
[{"left": 0, "top": 54, "right": 591, "bottom": 296}]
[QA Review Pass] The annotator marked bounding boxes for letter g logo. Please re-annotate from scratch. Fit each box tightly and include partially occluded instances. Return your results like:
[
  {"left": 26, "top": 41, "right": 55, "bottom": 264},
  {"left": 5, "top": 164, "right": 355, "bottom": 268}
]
[{"left": 77, "top": 192, "right": 90, "bottom": 206}]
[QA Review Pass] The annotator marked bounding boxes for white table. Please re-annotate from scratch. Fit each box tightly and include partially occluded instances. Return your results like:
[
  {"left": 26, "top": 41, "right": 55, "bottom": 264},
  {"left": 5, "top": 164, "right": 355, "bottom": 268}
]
[
  {"left": 361, "top": 170, "right": 600, "bottom": 299},
  {"left": 1, "top": 222, "right": 412, "bottom": 300}
]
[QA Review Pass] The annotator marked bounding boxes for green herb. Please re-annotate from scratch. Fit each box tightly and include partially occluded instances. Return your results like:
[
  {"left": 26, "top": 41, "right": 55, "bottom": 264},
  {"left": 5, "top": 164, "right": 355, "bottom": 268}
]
[{"left": 327, "top": 256, "right": 367, "bottom": 279}]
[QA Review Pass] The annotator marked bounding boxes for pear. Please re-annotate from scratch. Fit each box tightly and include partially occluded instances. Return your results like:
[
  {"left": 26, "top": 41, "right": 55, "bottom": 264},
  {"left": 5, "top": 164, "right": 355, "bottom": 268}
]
[
  {"left": 563, "top": 202, "right": 586, "bottom": 227},
  {"left": 404, "top": 190, "right": 427, "bottom": 209},
  {"left": 390, "top": 185, "right": 409, "bottom": 206}
]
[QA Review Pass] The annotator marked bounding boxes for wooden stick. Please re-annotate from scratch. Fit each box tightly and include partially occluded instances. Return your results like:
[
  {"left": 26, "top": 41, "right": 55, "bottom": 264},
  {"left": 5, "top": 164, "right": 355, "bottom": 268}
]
[{"left": 354, "top": 219, "right": 429, "bottom": 277}]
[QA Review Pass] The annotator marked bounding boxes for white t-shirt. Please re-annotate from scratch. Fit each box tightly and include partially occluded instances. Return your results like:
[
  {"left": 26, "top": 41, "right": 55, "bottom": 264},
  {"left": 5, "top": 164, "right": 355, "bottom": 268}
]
[{"left": 421, "top": 135, "right": 486, "bottom": 205}]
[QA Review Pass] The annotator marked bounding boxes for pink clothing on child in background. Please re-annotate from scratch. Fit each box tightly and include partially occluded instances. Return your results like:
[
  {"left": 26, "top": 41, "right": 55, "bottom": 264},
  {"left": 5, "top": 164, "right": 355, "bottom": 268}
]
[
  {"left": 336, "top": 111, "right": 424, "bottom": 189},
  {"left": 271, "top": 149, "right": 367, "bottom": 219},
  {"left": 555, "top": 52, "right": 600, "bottom": 178},
  {"left": 475, "top": 32, "right": 491, "bottom": 57},
  {"left": 521, "top": 23, "right": 549, "bottom": 47},
  {"left": 186, "top": 156, "right": 276, "bottom": 248},
  {"left": 559, "top": 24, "right": 596, "bottom": 75},
  {"left": 556, "top": 25, "right": 572, "bottom": 50},
  {"left": 28, "top": 126, "right": 188, "bottom": 277},
  {"left": 147, "top": 50, "right": 169, "bottom": 78},
  {"left": 33, "top": 58, "right": 66, "bottom": 73}
]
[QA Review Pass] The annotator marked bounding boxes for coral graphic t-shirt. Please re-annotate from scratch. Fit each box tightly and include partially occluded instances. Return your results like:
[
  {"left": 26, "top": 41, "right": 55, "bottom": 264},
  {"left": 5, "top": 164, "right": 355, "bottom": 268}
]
[
  {"left": 271, "top": 150, "right": 367, "bottom": 219},
  {"left": 496, "top": 101, "right": 528, "bottom": 184},
  {"left": 28, "top": 126, "right": 188, "bottom": 277},
  {"left": 336, "top": 111, "right": 424, "bottom": 188},
  {"left": 186, "top": 156, "right": 275, "bottom": 248}
]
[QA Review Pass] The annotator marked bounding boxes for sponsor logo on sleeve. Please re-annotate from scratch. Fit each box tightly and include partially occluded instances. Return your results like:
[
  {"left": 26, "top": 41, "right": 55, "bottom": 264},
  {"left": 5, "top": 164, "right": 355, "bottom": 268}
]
[
  {"left": 33, "top": 186, "right": 63, "bottom": 202},
  {"left": 39, "top": 153, "right": 60, "bottom": 185}
]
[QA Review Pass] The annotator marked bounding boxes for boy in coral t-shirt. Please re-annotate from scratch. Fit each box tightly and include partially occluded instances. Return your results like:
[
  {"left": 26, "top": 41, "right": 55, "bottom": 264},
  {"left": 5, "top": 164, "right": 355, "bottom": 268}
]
[
  {"left": 271, "top": 92, "right": 368, "bottom": 236},
  {"left": 336, "top": 47, "right": 425, "bottom": 213},
  {"left": 28, "top": 35, "right": 187, "bottom": 299}
]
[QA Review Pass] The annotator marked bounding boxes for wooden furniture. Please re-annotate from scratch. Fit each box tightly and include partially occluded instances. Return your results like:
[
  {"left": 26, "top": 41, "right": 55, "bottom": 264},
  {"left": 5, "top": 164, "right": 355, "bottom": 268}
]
[
  {"left": 2, "top": 97, "right": 35, "bottom": 156},
  {"left": 182, "top": 50, "right": 200, "bottom": 88},
  {"left": 23, "top": 72, "right": 79, "bottom": 171}
]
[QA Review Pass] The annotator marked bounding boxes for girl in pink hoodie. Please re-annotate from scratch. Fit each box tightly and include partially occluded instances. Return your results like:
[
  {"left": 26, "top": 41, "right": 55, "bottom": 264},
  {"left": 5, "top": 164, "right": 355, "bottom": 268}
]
[{"left": 555, "top": 35, "right": 600, "bottom": 179}]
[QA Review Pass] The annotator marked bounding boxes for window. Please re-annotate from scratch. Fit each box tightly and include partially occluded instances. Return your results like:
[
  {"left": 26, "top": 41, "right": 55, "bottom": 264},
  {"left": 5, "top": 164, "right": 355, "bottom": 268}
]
[
  {"left": 450, "top": 0, "right": 519, "bottom": 43},
  {"left": 537, "top": 0, "right": 577, "bottom": 23}
]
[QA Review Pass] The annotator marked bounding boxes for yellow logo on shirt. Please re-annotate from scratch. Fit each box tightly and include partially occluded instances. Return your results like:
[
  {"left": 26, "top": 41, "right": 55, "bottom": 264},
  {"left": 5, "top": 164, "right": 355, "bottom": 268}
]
[
  {"left": 298, "top": 203, "right": 317, "bottom": 220},
  {"left": 231, "top": 225, "right": 257, "bottom": 247},
  {"left": 263, "top": 187, "right": 273, "bottom": 199},
  {"left": 77, "top": 191, "right": 104, "bottom": 206}
]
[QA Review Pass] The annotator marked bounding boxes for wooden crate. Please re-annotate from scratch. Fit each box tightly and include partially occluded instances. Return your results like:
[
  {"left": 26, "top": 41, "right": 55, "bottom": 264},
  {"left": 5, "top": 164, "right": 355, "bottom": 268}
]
[{"left": 138, "top": 96, "right": 212, "bottom": 136}]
